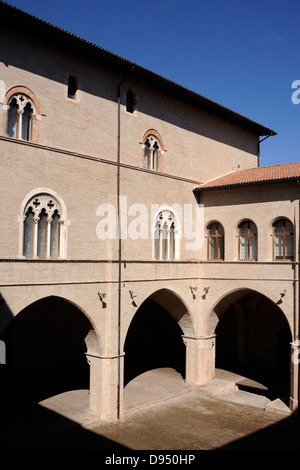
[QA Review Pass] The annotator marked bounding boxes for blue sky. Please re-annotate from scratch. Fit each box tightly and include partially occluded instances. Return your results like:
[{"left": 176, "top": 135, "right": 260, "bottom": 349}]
[{"left": 6, "top": 0, "right": 300, "bottom": 167}]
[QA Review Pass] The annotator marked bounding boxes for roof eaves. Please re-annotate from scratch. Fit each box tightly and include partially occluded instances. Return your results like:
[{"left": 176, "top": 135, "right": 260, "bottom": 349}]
[
  {"left": 194, "top": 176, "right": 300, "bottom": 192},
  {"left": 0, "top": 1, "right": 277, "bottom": 138}
]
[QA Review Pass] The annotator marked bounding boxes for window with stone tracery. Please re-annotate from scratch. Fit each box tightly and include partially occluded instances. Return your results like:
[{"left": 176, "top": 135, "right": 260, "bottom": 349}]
[
  {"left": 7, "top": 94, "right": 36, "bottom": 141},
  {"left": 22, "top": 194, "right": 65, "bottom": 259},
  {"left": 144, "top": 135, "right": 160, "bottom": 171},
  {"left": 154, "top": 210, "right": 177, "bottom": 260}
]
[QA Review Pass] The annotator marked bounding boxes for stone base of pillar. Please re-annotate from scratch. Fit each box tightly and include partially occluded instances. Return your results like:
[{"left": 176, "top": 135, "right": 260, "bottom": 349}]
[
  {"left": 290, "top": 342, "right": 299, "bottom": 413},
  {"left": 289, "top": 397, "right": 299, "bottom": 413},
  {"left": 183, "top": 335, "right": 216, "bottom": 386},
  {"left": 85, "top": 328, "right": 124, "bottom": 420},
  {"left": 86, "top": 353, "right": 124, "bottom": 420}
]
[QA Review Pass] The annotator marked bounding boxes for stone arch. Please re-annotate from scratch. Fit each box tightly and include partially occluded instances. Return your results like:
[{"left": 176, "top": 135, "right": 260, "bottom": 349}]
[
  {"left": 123, "top": 287, "right": 195, "bottom": 385},
  {"left": 11, "top": 294, "right": 99, "bottom": 336},
  {"left": 206, "top": 288, "right": 255, "bottom": 336},
  {"left": 205, "top": 287, "right": 293, "bottom": 405},
  {"left": 122, "top": 287, "right": 195, "bottom": 345},
  {"left": 0, "top": 295, "right": 101, "bottom": 409},
  {"left": 148, "top": 288, "right": 195, "bottom": 336},
  {"left": 205, "top": 287, "right": 291, "bottom": 337}
]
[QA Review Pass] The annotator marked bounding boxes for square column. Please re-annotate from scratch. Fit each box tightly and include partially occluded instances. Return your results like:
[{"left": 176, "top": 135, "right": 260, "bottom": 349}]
[
  {"left": 86, "top": 353, "right": 124, "bottom": 420},
  {"left": 183, "top": 335, "right": 216, "bottom": 386},
  {"left": 85, "top": 329, "right": 124, "bottom": 420},
  {"left": 290, "top": 341, "right": 299, "bottom": 412}
]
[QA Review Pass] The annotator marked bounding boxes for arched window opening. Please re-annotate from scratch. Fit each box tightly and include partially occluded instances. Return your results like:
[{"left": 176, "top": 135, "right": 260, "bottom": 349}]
[
  {"left": 144, "top": 135, "right": 160, "bottom": 171},
  {"left": 207, "top": 222, "right": 224, "bottom": 260},
  {"left": 50, "top": 210, "right": 60, "bottom": 259},
  {"left": 273, "top": 219, "right": 294, "bottom": 260},
  {"left": 23, "top": 207, "right": 34, "bottom": 258},
  {"left": 154, "top": 210, "right": 177, "bottom": 260},
  {"left": 22, "top": 102, "right": 32, "bottom": 140},
  {"left": 238, "top": 220, "right": 257, "bottom": 260},
  {"left": 7, "top": 97, "right": 18, "bottom": 138},
  {"left": 37, "top": 208, "right": 47, "bottom": 258},
  {"left": 22, "top": 195, "right": 64, "bottom": 259},
  {"left": 7, "top": 94, "right": 35, "bottom": 141}
]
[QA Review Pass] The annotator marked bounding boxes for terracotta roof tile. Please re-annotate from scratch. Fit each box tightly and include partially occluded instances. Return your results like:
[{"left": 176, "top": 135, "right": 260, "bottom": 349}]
[{"left": 196, "top": 162, "right": 300, "bottom": 191}]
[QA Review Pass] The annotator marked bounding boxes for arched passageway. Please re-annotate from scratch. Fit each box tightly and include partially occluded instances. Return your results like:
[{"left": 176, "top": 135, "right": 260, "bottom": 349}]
[
  {"left": 124, "top": 289, "right": 192, "bottom": 387},
  {"left": 214, "top": 290, "right": 292, "bottom": 403},
  {"left": 0, "top": 296, "right": 92, "bottom": 410}
]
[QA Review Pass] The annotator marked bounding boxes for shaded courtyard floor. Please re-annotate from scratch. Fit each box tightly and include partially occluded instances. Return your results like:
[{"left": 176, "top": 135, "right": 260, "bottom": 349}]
[{"left": 0, "top": 368, "right": 298, "bottom": 451}]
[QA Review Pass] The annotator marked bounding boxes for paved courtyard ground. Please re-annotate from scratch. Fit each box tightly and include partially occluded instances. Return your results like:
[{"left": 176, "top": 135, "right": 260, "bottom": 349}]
[{"left": 0, "top": 368, "right": 298, "bottom": 451}]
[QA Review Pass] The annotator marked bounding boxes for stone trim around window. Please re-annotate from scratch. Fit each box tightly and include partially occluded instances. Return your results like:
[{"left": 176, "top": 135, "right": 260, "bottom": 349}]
[
  {"left": 18, "top": 188, "right": 70, "bottom": 259},
  {"left": 3, "top": 86, "right": 41, "bottom": 143}
]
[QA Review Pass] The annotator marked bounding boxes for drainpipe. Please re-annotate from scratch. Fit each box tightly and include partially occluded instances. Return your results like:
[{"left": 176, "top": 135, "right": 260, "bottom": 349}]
[
  {"left": 295, "top": 192, "right": 300, "bottom": 410},
  {"left": 291, "top": 192, "right": 300, "bottom": 412},
  {"left": 297, "top": 196, "right": 300, "bottom": 409},
  {"left": 116, "top": 66, "right": 134, "bottom": 419}
]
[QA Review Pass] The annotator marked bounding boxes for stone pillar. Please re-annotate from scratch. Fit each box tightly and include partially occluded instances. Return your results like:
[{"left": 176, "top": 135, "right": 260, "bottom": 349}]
[
  {"left": 85, "top": 329, "right": 124, "bottom": 420},
  {"left": 183, "top": 335, "right": 216, "bottom": 386},
  {"left": 86, "top": 353, "right": 124, "bottom": 419},
  {"left": 290, "top": 341, "right": 299, "bottom": 412}
]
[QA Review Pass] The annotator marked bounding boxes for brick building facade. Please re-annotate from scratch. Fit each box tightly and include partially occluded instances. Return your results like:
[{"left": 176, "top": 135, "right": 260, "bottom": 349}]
[{"left": 0, "top": 2, "right": 299, "bottom": 419}]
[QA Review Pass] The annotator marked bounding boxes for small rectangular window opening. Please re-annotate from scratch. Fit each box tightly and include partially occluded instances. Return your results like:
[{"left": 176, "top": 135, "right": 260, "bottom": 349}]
[
  {"left": 68, "top": 76, "right": 78, "bottom": 100},
  {"left": 126, "top": 90, "right": 134, "bottom": 113}
]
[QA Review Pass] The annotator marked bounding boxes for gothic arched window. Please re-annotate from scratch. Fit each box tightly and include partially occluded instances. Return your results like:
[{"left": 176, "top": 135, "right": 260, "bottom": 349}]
[
  {"left": 154, "top": 210, "right": 177, "bottom": 260},
  {"left": 144, "top": 135, "right": 160, "bottom": 171},
  {"left": 7, "top": 94, "right": 35, "bottom": 141},
  {"left": 22, "top": 194, "right": 65, "bottom": 259}
]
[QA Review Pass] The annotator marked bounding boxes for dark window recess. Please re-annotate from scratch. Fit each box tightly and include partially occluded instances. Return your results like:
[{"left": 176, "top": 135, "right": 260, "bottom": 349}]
[
  {"left": 126, "top": 90, "right": 135, "bottom": 113},
  {"left": 68, "top": 76, "right": 77, "bottom": 99}
]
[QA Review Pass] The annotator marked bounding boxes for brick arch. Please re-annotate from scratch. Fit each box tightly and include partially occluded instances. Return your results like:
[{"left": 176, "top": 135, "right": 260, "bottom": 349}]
[
  {"left": 4, "top": 85, "right": 41, "bottom": 142},
  {"left": 204, "top": 287, "right": 292, "bottom": 338},
  {"left": 0, "top": 295, "right": 103, "bottom": 406},
  {"left": 141, "top": 129, "right": 165, "bottom": 151},
  {"left": 204, "top": 286, "right": 293, "bottom": 407},
  {"left": 123, "top": 287, "right": 195, "bottom": 347},
  {"left": 123, "top": 287, "right": 195, "bottom": 385},
  {"left": 4, "top": 85, "right": 41, "bottom": 114},
  {"left": 148, "top": 288, "right": 195, "bottom": 336}
]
